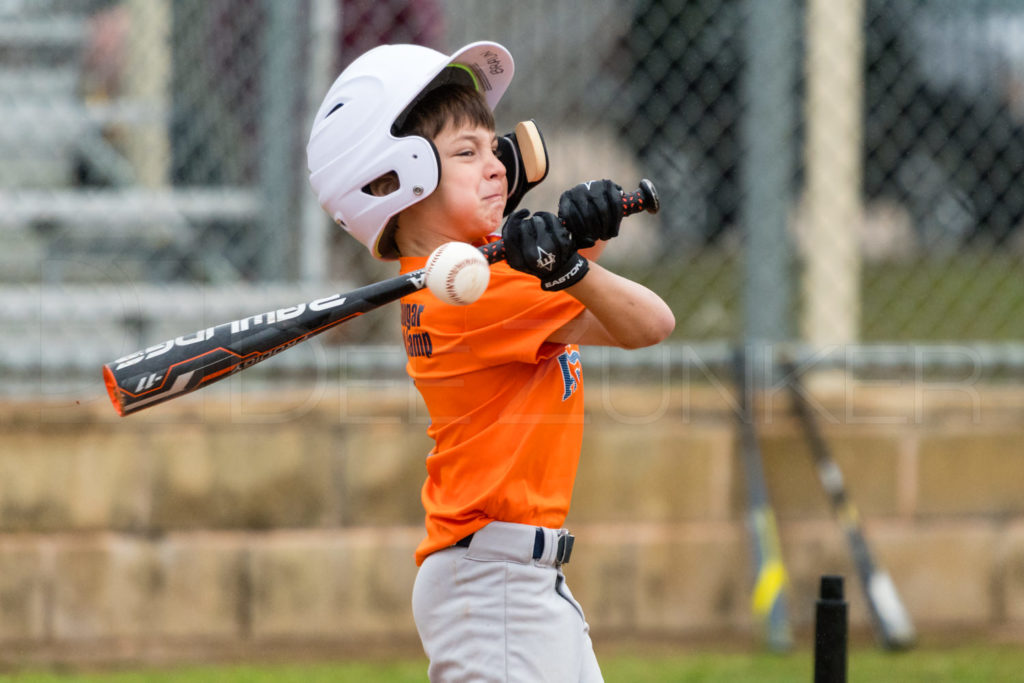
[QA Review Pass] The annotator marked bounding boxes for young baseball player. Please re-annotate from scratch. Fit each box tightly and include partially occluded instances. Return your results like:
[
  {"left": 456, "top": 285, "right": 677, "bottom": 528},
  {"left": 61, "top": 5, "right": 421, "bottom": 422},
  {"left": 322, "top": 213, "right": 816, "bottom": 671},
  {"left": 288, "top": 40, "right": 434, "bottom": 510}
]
[{"left": 308, "top": 41, "right": 674, "bottom": 682}]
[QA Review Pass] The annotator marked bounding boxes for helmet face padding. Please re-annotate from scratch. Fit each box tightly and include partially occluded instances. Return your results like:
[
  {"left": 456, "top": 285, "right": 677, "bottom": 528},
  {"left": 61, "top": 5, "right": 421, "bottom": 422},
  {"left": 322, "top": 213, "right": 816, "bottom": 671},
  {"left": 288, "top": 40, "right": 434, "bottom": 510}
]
[{"left": 307, "top": 42, "right": 514, "bottom": 260}]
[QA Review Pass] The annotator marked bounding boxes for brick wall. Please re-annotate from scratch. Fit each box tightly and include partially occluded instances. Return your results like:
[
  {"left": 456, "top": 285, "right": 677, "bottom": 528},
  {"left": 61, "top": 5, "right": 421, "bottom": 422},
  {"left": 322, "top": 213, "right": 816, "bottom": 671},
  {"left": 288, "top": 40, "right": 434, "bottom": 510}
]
[{"left": 2, "top": 377, "right": 1023, "bottom": 664}]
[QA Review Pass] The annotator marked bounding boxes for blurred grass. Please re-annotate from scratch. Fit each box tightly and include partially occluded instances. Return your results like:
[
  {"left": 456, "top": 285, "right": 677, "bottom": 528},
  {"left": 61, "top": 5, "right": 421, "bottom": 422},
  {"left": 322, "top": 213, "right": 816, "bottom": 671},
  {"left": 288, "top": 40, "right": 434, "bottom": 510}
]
[
  {"left": 861, "top": 251, "right": 1024, "bottom": 341},
  {"left": 633, "top": 248, "right": 1024, "bottom": 342},
  {"left": 5, "top": 645, "right": 1024, "bottom": 682}
]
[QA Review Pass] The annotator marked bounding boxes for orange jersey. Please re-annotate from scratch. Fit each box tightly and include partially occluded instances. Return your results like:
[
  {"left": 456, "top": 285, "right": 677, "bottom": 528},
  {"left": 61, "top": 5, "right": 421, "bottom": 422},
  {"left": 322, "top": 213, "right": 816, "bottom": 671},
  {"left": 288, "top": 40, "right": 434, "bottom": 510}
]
[{"left": 399, "top": 247, "right": 587, "bottom": 565}]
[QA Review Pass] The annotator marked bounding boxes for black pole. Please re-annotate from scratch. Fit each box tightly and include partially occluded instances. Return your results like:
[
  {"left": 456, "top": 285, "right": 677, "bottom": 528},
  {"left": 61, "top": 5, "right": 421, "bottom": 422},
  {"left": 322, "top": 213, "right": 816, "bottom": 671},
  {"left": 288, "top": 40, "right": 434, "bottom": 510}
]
[{"left": 814, "top": 575, "right": 848, "bottom": 683}]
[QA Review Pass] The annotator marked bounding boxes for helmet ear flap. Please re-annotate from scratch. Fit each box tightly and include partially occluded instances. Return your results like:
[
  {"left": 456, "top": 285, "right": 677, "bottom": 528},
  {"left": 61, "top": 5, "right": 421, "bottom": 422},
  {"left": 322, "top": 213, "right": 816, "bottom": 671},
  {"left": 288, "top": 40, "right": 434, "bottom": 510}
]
[
  {"left": 427, "top": 135, "right": 441, "bottom": 185},
  {"left": 367, "top": 135, "right": 442, "bottom": 259},
  {"left": 386, "top": 133, "right": 441, "bottom": 205},
  {"left": 349, "top": 133, "right": 441, "bottom": 258}
]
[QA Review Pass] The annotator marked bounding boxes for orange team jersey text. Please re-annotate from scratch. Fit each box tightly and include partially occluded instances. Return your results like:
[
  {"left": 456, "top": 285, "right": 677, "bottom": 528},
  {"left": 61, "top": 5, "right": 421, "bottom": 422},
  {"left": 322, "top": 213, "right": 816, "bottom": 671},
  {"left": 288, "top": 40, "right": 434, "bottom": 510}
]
[{"left": 399, "top": 244, "right": 587, "bottom": 565}]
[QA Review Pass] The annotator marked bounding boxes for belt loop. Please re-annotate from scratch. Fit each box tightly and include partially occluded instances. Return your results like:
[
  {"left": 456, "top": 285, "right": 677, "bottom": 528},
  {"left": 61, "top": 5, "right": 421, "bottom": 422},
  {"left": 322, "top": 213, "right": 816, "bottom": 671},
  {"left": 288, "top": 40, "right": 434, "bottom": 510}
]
[{"left": 532, "top": 527, "right": 544, "bottom": 560}]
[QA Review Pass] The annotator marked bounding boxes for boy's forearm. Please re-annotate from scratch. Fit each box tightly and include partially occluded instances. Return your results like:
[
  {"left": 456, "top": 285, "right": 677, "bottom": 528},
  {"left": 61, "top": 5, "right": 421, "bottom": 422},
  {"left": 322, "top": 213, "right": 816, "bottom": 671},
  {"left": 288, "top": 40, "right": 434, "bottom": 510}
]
[{"left": 565, "top": 263, "right": 675, "bottom": 349}]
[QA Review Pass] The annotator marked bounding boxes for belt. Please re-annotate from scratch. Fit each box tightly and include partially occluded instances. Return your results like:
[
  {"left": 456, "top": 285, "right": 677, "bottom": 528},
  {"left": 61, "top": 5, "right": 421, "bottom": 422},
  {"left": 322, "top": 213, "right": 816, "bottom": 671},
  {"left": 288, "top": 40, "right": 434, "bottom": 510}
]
[{"left": 453, "top": 524, "right": 575, "bottom": 566}]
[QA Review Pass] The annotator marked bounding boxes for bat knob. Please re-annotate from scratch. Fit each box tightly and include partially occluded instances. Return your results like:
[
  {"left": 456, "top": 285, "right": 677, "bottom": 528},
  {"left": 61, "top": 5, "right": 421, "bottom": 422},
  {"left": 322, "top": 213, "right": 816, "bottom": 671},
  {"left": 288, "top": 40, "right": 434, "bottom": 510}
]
[{"left": 638, "top": 178, "right": 660, "bottom": 214}]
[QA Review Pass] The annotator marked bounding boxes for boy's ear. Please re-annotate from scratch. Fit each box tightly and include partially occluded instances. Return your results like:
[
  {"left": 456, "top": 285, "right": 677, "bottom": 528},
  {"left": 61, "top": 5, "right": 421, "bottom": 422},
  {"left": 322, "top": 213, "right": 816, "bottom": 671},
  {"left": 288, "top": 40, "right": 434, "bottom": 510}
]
[
  {"left": 498, "top": 119, "right": 550, "bottom": 216},
  {"left": 364, "top": 171, "right": 401, "bottom": 197}
]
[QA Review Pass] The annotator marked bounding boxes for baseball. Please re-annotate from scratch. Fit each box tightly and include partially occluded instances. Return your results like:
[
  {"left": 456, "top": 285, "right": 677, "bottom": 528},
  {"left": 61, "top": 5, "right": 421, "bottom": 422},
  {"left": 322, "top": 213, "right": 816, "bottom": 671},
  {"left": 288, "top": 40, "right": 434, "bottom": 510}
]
[{"left": 424, "top": 242, "right": 490, "bottom": 305}]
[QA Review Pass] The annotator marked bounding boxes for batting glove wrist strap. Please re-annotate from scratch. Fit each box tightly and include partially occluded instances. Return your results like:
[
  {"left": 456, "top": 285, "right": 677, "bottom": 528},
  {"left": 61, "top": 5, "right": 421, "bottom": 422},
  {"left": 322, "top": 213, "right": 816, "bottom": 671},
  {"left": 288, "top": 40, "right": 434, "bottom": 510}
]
[
  {"left": 540, "top": 252, "right": 589, "bottom": 291},
  {"left": 503, "top": 209, "right": 589, "bottom": 291}
]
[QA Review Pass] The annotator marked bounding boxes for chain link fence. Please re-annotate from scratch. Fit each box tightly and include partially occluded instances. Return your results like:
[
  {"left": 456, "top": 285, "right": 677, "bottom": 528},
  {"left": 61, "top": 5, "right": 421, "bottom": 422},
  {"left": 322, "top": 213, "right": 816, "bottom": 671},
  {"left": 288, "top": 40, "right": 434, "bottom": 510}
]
[{"left": 3, "top": 0, "right": 1023, "bottom": 396}]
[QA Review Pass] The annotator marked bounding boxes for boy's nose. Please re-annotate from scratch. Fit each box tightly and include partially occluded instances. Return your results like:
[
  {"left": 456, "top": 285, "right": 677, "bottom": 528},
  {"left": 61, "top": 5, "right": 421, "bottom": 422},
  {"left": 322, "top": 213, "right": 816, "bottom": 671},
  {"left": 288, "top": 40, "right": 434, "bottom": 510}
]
[{"left": 487, "top": 150, "right": 506, "bottom": 179}]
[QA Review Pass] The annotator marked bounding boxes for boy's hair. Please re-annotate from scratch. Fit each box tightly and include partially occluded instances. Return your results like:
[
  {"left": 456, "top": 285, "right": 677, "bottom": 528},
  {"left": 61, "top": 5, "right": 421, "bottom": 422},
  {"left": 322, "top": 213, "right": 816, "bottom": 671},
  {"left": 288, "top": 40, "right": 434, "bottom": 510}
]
[{"left": 397, "top": 82, "right": 495, "bottom": 140}]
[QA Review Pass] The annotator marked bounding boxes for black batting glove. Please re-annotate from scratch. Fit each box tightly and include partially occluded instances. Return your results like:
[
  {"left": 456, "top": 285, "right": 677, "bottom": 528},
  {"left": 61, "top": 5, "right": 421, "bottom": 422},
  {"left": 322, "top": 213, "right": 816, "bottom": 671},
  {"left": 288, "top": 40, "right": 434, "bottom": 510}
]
[
  {"left": 503, "top": 209, "right": 589, "bottom": 291},
  {"left": 557, "top": 179, "right": 623, "bottom": 248}
]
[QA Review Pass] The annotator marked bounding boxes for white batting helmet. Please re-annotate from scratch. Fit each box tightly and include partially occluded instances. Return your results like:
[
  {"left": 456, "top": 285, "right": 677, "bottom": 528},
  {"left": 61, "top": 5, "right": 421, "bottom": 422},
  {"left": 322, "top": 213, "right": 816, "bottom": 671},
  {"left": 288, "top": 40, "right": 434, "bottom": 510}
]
[{"left": 307, "top": 41, "right": 515, "bottom": 259}]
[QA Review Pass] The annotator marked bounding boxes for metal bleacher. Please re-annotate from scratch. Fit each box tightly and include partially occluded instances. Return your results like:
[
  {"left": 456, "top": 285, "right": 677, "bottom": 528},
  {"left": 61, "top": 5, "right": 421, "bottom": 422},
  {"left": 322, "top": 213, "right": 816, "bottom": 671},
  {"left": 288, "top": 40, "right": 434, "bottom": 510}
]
[
  {"left": 0, "top": 1, "right": 263, "bottom": 284},
  {"left": 0, "top": 2, "right": 321, "bottom": 391}
]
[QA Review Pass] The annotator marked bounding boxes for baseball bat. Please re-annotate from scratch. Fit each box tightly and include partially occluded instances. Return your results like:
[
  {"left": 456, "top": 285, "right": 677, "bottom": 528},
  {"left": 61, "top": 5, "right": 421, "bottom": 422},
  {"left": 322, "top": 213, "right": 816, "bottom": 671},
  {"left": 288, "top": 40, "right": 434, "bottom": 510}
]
[
  {"left": 103, "top": 180, "right": 660, "bottom": 416},
  {"left": 733, "top": 346, "right": 793, "bottom": 652},
  {"left": 782, "top": 359, "right": 916, "bottom": 651}
]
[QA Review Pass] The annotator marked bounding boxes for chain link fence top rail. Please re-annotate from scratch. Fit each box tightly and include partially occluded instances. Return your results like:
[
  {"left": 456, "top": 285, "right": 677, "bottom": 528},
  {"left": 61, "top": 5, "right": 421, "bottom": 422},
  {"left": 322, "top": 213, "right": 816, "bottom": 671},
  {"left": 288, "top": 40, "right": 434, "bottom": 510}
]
[{"left": 2, "top": 0, "right": 1023, "bottom": 395}]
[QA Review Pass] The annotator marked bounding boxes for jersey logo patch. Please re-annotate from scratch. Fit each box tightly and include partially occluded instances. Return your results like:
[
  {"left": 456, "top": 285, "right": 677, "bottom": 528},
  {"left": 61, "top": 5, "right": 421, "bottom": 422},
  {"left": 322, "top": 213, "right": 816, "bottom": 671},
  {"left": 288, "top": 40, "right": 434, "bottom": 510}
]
[{"left": 557, "top": 349, "right": 582, "bottom": 401}]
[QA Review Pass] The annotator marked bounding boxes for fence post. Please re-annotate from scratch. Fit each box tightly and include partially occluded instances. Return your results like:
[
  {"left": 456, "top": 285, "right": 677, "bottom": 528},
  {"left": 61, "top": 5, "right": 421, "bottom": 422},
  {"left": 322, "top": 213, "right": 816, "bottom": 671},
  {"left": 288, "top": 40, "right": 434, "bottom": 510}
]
[
  {"left": 741, "top": 0, "right": 798, "bottom": 376},
  {"left": 300, "top": 0, "right": 339, "bottom": 284},
  {"left": 259, "top": 0, "right": 302, "bottom": 280},
  {"left": 802, "top": 0, "right": 864, "bottom": 349},
  {"left": 124, "top": 0, "right": 171, "bottom": 189}
]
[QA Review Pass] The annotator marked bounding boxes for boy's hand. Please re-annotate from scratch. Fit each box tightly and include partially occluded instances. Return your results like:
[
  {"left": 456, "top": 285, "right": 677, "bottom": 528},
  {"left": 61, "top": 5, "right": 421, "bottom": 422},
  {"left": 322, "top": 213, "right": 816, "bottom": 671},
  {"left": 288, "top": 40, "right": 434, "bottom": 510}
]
[
  {"left": 558, "top": 179, "right": 623, "bottom": 248},
  {"left": 503, "top": 209, "right": 589, "bottom": 291}
]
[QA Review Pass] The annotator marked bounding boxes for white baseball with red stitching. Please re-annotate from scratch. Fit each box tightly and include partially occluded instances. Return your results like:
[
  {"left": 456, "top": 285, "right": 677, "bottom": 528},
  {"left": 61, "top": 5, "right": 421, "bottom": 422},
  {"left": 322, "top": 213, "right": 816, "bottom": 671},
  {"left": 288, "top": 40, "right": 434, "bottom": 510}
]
[{"left": 424, "top": 242, "right": 490, "bottom": 306}]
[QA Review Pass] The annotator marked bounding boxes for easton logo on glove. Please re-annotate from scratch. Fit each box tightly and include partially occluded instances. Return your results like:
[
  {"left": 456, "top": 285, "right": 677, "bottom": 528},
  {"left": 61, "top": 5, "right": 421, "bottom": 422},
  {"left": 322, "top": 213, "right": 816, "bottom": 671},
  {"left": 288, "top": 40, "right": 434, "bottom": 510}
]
[
  {"left": 503, "top": 209, "right": 590, "bottom": 291},
  {"left": 543, "top": 254, "right": 588, "bottom": 290}
]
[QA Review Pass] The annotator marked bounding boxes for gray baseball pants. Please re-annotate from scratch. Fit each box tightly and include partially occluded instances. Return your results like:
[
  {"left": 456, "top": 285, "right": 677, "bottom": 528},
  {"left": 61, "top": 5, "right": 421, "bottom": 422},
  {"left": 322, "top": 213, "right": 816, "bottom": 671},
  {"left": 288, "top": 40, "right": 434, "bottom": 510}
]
[{"left": 412, "top": 521, "right": 603, "bottom": 682}]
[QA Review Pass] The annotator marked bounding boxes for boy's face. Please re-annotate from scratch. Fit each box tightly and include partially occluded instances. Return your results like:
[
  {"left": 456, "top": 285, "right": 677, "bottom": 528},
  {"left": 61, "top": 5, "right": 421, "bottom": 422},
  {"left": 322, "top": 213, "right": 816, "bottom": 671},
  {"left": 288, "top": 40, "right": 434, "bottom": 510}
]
[{"left": 403, "top": 122, "right": 507, "bottom": 244}]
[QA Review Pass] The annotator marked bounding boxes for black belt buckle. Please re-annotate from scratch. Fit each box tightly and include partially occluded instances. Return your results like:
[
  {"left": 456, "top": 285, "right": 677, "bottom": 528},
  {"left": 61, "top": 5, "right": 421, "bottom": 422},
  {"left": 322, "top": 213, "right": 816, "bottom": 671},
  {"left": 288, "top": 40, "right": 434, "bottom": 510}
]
[{"left": 556, "top": 533, "right": 574, "bottom": 565}]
